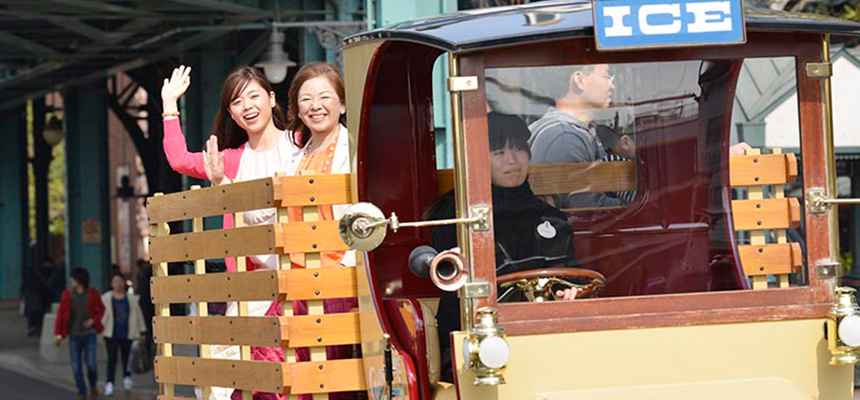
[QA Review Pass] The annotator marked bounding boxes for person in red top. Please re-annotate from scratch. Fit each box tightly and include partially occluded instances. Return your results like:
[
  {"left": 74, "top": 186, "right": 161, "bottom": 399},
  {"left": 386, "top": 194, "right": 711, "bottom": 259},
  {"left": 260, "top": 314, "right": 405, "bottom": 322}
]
[{"left": 54, "top": 268, "right": 105, "bottom": 400}]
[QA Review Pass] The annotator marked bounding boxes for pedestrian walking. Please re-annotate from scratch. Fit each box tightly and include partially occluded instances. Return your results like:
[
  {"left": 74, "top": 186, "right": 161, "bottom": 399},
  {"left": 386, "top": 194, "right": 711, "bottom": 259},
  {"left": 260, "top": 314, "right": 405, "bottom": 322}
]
[
  {"left": 101, "top": 273, "right": 147, "bottom": 396},
  {"left": 54, "top": 268, "right": 105, "bottom": 400}
]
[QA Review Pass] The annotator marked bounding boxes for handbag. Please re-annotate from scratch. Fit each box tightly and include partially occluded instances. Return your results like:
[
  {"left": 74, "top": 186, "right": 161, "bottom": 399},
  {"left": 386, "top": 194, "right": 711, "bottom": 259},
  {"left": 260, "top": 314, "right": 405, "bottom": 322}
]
[{"left": 129, "top": 339, "right": 154, "bottom": 374}]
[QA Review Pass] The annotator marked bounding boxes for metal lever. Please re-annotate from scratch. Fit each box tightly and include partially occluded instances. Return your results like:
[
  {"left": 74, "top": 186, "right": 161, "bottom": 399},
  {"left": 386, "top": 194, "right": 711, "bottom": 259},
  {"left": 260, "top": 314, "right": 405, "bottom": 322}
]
[
  {"left": 363, "top": 208, "right": 490, "bottom": 233},
  {"left": 809, "top": 189, "right": 860, "bottom": 213},
  {"left": 339, "top": 202, "right": 491, "bottom": 251}
]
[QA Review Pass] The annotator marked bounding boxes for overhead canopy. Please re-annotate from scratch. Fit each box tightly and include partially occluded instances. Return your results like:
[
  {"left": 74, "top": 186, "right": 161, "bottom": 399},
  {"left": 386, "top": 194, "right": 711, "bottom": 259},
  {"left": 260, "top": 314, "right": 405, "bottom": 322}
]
[
  {"left": 345, "top": 0, "right": 860, "bottom": 52},
  {"left": 0, "top": 0, "right": 347, "bottom": 111}
]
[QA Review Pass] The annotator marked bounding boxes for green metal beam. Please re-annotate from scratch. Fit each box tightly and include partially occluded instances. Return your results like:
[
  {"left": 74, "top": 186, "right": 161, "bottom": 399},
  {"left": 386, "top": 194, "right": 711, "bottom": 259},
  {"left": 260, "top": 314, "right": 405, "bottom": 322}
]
[
  {"left": 162, "top": 0, "right": 269, "bottom": 15},
  {"left": 0, "top": 105, "right": 28, "bottom": 298},
  {"left": 0, "top": 30, "right": 59, "bottom": 55}
]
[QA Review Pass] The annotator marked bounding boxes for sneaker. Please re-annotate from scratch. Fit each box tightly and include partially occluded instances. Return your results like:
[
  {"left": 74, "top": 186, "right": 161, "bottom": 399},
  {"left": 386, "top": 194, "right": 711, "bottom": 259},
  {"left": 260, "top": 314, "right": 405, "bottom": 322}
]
[
  {"left": 122, "top": 376, "right": 133, "bottom": 390},
  {"left": 104, "top": 381, "right": 114, "bottom": 396}
]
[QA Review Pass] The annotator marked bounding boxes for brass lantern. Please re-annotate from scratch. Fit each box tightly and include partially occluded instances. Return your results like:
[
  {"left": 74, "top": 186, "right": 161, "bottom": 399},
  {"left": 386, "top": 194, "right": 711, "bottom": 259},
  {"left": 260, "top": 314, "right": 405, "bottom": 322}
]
[{"left": 827, "top": 287, "right": 860, "bottom": 365}]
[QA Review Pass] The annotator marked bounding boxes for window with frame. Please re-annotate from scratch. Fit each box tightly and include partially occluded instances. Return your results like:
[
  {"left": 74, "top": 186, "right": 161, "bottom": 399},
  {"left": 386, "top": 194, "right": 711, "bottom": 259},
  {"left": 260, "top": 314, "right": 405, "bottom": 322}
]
[{"left": 480, "top": 56, "right": 805, "bottom": 301}]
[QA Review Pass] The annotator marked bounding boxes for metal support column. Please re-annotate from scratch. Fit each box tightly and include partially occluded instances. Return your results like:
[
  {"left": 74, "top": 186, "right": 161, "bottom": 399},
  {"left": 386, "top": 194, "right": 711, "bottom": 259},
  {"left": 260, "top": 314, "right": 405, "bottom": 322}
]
[
  {"left": 185, "top": 38, "right": 231, "bottom": 229},
  {"left": 64, "top": 82, "right": 111, "bottom": 291},
  {"left": 32, "top": 98, "right": 52, "bottom": 264},
  {"left": 0, "top": 105, "right": 28, "bottom": 298}
]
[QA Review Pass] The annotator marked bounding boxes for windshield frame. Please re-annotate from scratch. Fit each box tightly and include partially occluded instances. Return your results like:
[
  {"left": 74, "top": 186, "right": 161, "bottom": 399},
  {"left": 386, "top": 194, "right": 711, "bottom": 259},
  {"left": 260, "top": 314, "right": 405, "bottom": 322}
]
[{"left": 457, "top": 31, "right": 834, "bottom": 336}]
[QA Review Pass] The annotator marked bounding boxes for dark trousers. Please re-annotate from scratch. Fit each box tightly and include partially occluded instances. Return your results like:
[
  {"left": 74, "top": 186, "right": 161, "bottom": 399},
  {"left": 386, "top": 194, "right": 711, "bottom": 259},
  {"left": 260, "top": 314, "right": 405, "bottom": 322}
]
[
  {"left": 104, "top": 336, "right": 132, "bottom": 383},
  {"left": 69, "top": 333, "right": 97, "bottom": 396}
]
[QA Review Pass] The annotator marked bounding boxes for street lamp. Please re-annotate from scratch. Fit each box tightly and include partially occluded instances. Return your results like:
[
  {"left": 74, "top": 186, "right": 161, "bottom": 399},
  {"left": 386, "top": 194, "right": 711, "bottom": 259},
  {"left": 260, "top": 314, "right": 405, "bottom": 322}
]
[
  {"left": 255, "top": 30, "right": 296, "bottom": 84},
  {"left": 43, "top": 115, "right": 64, "bottom": 147}
]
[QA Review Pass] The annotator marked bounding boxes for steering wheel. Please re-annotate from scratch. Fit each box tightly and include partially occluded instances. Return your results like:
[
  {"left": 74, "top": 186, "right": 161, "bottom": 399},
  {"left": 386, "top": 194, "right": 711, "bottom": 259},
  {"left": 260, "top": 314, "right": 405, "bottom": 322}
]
[{"left": 497, "top": 267, "right": 606, "bottom": 302}]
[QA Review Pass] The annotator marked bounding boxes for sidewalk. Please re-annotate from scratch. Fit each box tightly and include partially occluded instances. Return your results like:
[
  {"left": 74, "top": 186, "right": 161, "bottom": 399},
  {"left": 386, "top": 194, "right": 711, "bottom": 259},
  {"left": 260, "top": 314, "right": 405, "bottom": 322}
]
[{"left": 0, "top": 300, "right": 158, "bottom": 400}]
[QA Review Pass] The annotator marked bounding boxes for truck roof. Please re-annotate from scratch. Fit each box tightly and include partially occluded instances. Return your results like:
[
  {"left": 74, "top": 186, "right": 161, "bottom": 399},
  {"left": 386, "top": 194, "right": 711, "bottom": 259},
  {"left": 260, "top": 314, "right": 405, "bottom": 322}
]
[{"left": 344, "top": 0, "right": 860, "bottom": 53}]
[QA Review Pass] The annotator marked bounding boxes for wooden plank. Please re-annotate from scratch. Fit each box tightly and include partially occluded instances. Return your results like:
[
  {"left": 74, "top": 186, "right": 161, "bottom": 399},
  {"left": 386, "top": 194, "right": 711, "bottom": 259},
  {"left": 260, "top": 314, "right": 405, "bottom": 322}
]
[
  {"left": 298, "top": 182, "right": 329, "bottom": 400},
  {"left": 729, "top": 153, "right": 798, "bottom": 187},
  {"left": 150, "top": 225, "right": 277, "bottom": 263},
  {"left": 274, "top": 174, "right": 351, "bottom": 207},
  {"left": 438, "top": 161, "right": 636, "bottom": 196},
  {"left": 154, "top": 356, "right": 289, "bottom": 393},
  {"left": 152, "top": 270, "right": 280, "bottom": 304},
  {"left": 289, "top": 359, "right": 366, "bottom": 394},
  {"left": 738, "top": 243, "right": 803, "bottom": 276},
  {"left": 772, "top": 149, "right": 793, "bottom": 288},
  {"left": 278, "top": 221, "right": 349, "bottom": 253},
  {"left": 233, "top": 212, "right": 253, "bottom": 400},
  {"left": 149, "top": 194, "right": 174, "bottom": 398},
  {"left": 190, "top": 185, "right": 211, "bottom": 400},
  {"left": 152, "top": 316, "right": 284, "bottom": 347},
  {"left": 286, "top": 312, "right": 361, "bottom": 348},
  {"left": 281, "top": 267, "right": 358, "bottom": 301},
  {"left": 148, "top": 178, "right": 275, "bottom": 223},
  {"left": 732, "top": 197, "right": 801, "bottom": 231}
]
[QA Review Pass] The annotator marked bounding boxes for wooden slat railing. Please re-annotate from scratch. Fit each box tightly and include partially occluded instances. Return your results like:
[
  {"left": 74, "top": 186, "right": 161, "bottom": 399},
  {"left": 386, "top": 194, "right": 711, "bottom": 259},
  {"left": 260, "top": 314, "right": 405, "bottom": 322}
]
[
  {"left": 149, "top": 172, "right": 364, "bottom": 398},
  {"left": 730, "top": 149, "right": 802, "bottom": 288}
]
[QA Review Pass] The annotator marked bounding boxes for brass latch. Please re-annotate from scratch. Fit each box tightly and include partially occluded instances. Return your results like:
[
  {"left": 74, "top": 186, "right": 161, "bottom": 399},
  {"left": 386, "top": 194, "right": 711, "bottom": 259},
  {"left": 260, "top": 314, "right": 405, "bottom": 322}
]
[
  {"left": 806, "top": 62, "right": 832, "bottom": 78},
  {"left": 448, "top": 76, "right": 479, "bottom": 92},
  {"left": 808, "top": 188, "right": 860, "bottom": 214}
]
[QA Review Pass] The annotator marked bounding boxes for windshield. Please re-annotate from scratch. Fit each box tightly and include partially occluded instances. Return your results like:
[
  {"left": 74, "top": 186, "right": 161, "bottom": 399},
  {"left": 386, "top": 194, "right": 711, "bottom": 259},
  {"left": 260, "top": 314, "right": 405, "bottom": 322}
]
[{"left": 478, "top": 56, "right": 806, "bottom": 298}]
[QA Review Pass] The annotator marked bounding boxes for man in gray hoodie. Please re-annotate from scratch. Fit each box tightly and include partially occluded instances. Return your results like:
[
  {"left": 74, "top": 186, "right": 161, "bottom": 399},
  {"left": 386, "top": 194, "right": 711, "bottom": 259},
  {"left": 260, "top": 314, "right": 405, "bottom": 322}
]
[{"left": 529, "top": 63, "right": 621, "bottom": 208}]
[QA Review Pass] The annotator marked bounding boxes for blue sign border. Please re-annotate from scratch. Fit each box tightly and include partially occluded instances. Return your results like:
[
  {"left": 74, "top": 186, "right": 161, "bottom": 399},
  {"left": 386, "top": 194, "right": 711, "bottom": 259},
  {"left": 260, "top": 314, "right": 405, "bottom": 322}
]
[{"left": 593, "top": 0, "right": 747, "bottom": 51}]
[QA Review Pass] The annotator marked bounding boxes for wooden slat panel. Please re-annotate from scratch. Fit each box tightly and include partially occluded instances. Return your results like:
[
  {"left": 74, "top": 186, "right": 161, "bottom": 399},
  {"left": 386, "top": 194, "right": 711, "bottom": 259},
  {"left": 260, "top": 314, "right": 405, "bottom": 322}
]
[
  {"left": 437, "top": 161, "right": 636, "bottom": 196},
  {"left": 738, "top": 243, "right": 803, "bottom": 276},
  {"left": 279, "top": 221, "right": 348, "bottom": 253},
  {"left": 152, "top": 271, "right": 281, "bottom": 303},
  {"left": 289, "top": 359, "right": 366, "bottom": 394},
  {"left": 274, "top": 174, "right": 351, "bottom": 207},
  {"left": 729, "top": 153, "right": 798, "bottom": 187},
  {"left": 148, "top": 178, "right": 275, "bottom": 223},
  {"left": 152, "top": 316, "right": 284, "bottom": 347},
  {"left": 286, "top": 312, "right": 360, "bottom": 347},
  {"left": 150, "top": 225, "right": 277, "bottom": 263},
  {"left": 154, "top": 356, "right": 289, "bottom": 393},
  {"left": 732, "top": 198, "right": 801, "bottom": 231},
  {"left": 529, "top": 160, "right": 636, "bottom": 196},
  {"left": 281, "top": 267, "right": 358, "bottom": 301}
]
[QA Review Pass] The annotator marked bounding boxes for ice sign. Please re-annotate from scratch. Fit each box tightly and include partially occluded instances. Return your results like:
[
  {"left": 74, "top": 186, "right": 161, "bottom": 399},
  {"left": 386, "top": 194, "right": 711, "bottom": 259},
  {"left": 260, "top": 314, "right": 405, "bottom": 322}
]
[{"left": 593, "top": 0, "right": 746, "bottom": 50}]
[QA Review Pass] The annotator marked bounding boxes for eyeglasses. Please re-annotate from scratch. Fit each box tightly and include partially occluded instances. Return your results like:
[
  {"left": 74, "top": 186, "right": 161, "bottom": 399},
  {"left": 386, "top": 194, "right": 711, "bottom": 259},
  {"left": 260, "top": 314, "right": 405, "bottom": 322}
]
[{"left": 591, "top": 71, "right": 615, "bottom": 84}]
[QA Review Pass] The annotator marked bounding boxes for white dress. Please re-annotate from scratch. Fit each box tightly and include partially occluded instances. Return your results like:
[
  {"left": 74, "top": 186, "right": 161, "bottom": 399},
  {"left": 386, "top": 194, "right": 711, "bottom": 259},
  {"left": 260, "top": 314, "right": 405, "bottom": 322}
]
[{"left": 202, "top": 130, "right": 297, "bottom": 400}]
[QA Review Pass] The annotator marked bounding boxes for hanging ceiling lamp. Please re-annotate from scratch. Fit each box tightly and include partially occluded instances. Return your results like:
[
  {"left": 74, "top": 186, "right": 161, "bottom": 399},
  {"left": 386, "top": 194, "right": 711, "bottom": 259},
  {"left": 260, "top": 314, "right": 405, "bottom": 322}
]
[
  {"left": 43, "top": 93, "right": 64, "bottom": 147},
  {"left": 255, "top": 30, "right": 296, "bottom": 84}
]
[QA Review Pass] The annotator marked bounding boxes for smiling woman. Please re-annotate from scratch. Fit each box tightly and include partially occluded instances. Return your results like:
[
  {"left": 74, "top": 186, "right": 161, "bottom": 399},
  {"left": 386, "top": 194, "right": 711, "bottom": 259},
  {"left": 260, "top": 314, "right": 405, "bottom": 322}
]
[{"left": 158, "top": 63, "right": 358, "bottom": 400}]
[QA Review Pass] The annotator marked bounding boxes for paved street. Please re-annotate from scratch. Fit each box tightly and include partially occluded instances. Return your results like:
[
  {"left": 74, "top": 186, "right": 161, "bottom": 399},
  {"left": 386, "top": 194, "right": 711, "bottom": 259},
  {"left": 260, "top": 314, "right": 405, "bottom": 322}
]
[
  {"left": 0, "top": 366, "right": 77, "bottom": 399},
  {"left": 0, "top": 300, "right": 158, "bottom": 400}
]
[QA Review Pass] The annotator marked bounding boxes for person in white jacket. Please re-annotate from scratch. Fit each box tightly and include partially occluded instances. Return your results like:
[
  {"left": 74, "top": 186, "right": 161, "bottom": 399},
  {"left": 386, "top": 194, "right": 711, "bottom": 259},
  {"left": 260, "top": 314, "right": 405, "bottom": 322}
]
[{"left": 101, "top": 273, "right": 146, "bottom": 396}]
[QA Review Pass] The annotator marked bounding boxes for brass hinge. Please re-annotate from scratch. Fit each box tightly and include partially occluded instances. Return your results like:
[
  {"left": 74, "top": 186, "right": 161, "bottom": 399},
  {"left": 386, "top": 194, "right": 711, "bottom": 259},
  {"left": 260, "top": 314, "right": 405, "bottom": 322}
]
[
  {"left": 818, "top": 260, "right": 844, "bottom": 279},
  {"left": 462, "top": 281, "right": 490, "bottom": 298},
  {"left": 448, "top": 76, "right": 479, "bottom": 92},
  {"left": 806, "top": 62, "right": 832, "bottom": 78}
]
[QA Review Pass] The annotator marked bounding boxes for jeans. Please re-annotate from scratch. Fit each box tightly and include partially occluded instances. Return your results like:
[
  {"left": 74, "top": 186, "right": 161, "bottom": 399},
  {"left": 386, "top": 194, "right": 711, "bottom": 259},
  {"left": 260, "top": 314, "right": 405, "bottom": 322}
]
[
  {"left": 69, "top": 333, "right": 98, "bottom": 396},
  {"left": 104, "top": 336, "right": 132, "bottom": 383}
]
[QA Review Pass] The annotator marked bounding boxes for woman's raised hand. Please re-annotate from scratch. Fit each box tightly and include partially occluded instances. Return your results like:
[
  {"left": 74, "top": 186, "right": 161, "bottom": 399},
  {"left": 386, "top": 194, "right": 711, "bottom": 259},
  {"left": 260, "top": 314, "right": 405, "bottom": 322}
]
[
  {"left": 203, "top": 135, "right": 226, "bottom": 185},
  {"left": 161, "top": 65, "right": 192, "bottom": 115}
]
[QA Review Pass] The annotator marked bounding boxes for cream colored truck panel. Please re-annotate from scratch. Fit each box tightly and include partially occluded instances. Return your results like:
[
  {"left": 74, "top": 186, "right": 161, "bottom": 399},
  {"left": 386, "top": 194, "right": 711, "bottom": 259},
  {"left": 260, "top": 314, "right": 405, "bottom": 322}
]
[{"left": 451, "top": 319, "right": 852, "bottom": 400}]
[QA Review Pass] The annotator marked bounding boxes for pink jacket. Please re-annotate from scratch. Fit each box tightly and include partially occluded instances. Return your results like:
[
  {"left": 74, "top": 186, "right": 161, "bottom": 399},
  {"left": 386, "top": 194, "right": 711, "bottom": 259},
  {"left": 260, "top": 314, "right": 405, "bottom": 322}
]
[{"left": 162, "top": 118, "right": 247, "bottom": 271}]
